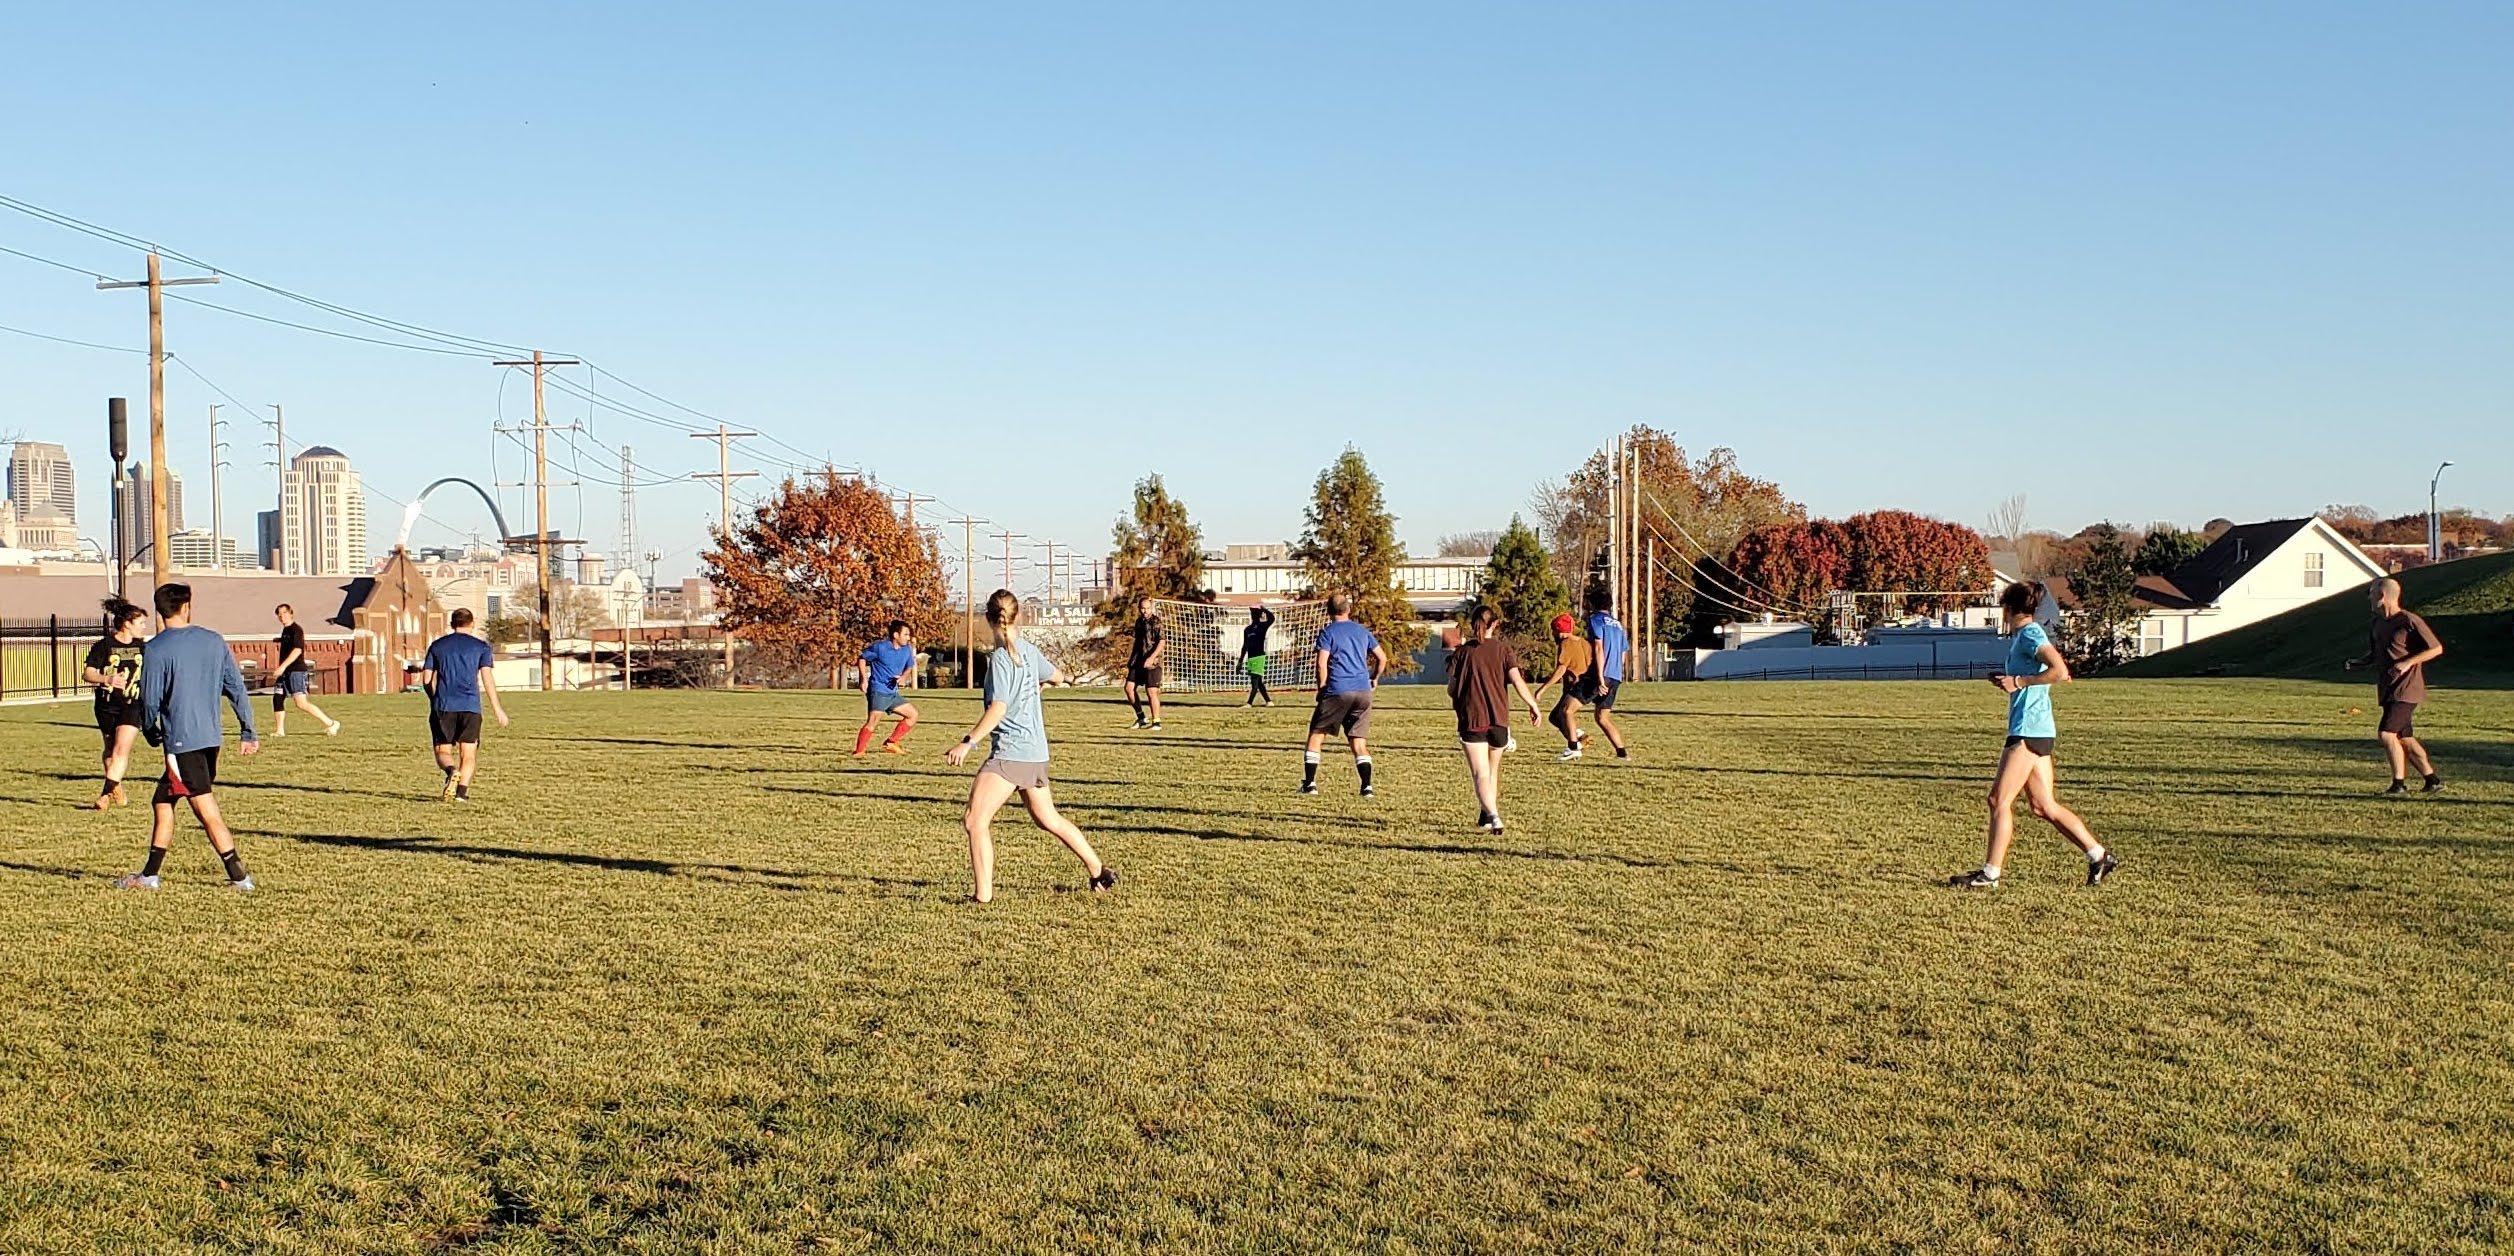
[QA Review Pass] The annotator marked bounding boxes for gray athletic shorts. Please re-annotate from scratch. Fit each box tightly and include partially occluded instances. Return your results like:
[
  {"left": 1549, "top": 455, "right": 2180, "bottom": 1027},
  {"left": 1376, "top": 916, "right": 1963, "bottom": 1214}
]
[
  {"left": 1309, "top": 690, "right": 1373, "bottom": 737},
  {"left": 981, "top": 758, "right": 1050, "bottom": 792}
]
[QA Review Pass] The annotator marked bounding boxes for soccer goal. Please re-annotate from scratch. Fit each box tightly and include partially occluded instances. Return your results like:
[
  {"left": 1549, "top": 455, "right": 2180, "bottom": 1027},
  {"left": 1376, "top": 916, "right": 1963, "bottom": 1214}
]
[{"left": 1144, "top": 598, "right": 1330, "bottom": 693}]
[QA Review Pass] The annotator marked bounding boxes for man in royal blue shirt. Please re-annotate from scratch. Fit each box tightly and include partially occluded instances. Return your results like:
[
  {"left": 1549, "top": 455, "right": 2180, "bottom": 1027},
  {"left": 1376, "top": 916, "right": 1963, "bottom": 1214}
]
[
  {"left": 1303, "top": 592, "right": 1390, "bottom": 797},
  {"left": 420, "top": 608, "right": 509, "bottom": 802},
  {"left": 1583, "top": 588, "right": 1633, "bottom": 759},
  {"left": 117, "top": 582, "right": 261, "bottom": 892},
  {"left": 852, "top": 620, "right": 922, "bottom": 757}
]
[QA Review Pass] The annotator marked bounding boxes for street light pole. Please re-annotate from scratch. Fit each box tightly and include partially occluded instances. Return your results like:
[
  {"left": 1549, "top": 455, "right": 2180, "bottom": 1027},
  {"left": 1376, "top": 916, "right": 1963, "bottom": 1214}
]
[{"left": 2429, "top": 460, "right": 2455, "bottom": 563}]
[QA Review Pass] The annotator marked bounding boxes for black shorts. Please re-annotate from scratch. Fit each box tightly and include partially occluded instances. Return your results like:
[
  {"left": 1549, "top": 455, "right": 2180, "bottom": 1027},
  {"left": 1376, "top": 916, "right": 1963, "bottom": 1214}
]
[
  {"left": 430, "top": 710, "right": 485, "bottom": 746},
  {"left": 1591, "top": 678, "right": 1622, "bottom": 710},
  {"left": 1129, "top": 665, "right": 1163, "bottom": 689},
  {"left": 1309, "top": 690, "right": 1374, "bottom": 738},
  {"left": 95, "top": 701, "right": 141, "bottom": 744},
  {"left": 2379, "top": 702, "right": 2418, "bottom": 737},
  {"left": 2005, "top": 735, "right": 2055, "bottom": 757},
  {"left": 153, "top": 748, "right": 219, "bottom": 805},
  {"left": 1458, "top": 725, "right": 1511, "bottom": 749}
]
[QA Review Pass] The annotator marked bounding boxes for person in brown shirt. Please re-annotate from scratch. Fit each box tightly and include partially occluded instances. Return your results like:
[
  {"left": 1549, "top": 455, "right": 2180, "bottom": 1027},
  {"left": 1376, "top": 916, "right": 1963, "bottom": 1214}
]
[
  {"left": 1446, "top": 607, "right": 1543, "bottom": 835},
  {"left": 1530, "top": 612, "right": 1597, "bottom": 759},
  {"left": 2345, "top": 577, "right": 2446, "bottom": 795}
]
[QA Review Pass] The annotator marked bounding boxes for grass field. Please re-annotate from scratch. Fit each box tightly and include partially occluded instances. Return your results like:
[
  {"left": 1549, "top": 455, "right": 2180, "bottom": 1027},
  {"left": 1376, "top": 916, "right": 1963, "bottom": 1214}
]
[{"left": 3, "top": 679, "right": 2510, "bottom": 1252}]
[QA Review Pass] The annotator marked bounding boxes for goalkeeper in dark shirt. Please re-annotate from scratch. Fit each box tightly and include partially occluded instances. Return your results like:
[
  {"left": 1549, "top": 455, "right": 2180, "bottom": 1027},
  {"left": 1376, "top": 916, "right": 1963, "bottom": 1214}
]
[{"left": 1239, "top": 606, "right": 1277, "bottom": 707}]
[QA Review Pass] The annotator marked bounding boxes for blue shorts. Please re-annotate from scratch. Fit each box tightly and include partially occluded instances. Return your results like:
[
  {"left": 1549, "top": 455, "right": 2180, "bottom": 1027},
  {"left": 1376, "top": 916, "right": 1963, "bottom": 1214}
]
[
  {"left": 869, "top": 689, "right": 911, "bottom": 714},
  {"left": 281, "top": 670, "right": 311, "bottom": 696}
]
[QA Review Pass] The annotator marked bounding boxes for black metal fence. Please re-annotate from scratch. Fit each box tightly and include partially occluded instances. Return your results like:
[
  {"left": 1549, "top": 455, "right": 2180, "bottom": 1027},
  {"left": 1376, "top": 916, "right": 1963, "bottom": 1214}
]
[
  {"left": 1, "top": 615, "right": 106, "bottom": 702},
  {"left": 1701, "top": 660, "right": 2002, "bottom": 682}
]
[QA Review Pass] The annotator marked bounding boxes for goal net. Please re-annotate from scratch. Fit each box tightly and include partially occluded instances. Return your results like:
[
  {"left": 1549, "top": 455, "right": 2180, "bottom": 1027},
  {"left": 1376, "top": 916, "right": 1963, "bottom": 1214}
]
[{"left": 1143, "top": 599, "right": 1330, "bottom": 693}]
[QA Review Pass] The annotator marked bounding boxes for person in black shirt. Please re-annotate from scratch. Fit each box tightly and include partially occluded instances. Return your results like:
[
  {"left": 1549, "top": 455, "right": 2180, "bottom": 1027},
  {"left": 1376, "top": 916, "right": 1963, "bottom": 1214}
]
[
  {"left": 270, "top": 603, "right": 340, "bottom": 737},
  {"left": 1239, "top": 606, "right": 1276, "bottom": 707},
  {"left": 81, "top": 597, "right": 149, "bottom": 810},
  {"left": 1125, "top": 605, "right": 1166, "bottom": 730}
]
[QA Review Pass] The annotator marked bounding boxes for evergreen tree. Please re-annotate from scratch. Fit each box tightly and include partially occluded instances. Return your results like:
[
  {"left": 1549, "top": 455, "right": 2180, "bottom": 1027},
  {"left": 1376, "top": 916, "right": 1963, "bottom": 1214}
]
[
  {"left": 2133, "top": 525, "right": 2209, "bottom": 577},
  {"left": 1466, "top": 515, "right": 1570, "bottom": 660},
  {"left": 1291, "top": 447, "right": 1430, "bottom": 671},
  {"left": 2058, "top": 522, "right": 2141, "bottom": 672},
  {"left": 1088, "top": 474, "right": 1209, "bottom": 671}
]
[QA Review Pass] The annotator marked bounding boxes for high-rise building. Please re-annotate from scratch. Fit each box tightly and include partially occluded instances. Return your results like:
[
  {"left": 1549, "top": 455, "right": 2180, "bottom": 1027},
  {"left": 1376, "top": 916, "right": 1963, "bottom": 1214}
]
[
  {"left": 256, "top": 509, "right": 281, "bottom": 569},
  {"left": 279, "top": 446, "right": 367, "bottom": 576},
  {"left": 7, "top": 440, "right": 76, "bottom": 521},
  {"left": 112, "top": 464, "right": 186, "bottom": 569},
  {"left": 6, "top": 441, "right": 79, "bottom": 550}
]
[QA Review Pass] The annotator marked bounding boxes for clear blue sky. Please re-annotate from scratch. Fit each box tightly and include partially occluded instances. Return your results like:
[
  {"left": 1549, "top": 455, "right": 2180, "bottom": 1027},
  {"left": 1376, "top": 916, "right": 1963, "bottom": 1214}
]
[{"left": 3, "top": 2, "right": 2506, "bottom": 590}]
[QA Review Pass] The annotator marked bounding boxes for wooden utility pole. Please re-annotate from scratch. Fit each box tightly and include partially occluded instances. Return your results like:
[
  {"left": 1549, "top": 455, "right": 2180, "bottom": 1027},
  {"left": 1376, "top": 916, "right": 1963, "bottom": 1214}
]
[
  {"left": 1607, "top": 435, "right": 1623, "bottom": 626},
  {"left": 1034, "top": 540, "right": 1064, "bottom": 604},
  {"left": 207, "top": 404, "right": 229, "bottom": 570},
  {"left": 994, "top": 532, "right": 1025, "bottom": 592},
  {"left": 947, "top": 516, "right": 983, "bottom": 687},
  {"left": 494, "top": 351, "right": 581, "bottom": 690},
  {"left": 889, "top": 491, "right": 933, "bottom": 529},
  {"left": 686, "top": 422, "right": 758, "bottom": 688},
  {"left": 97, "top": 253, "right": 217, "bottom": 610},
  {"left": 1645, "top": 537, "right": 1657, "bottom": 682}
]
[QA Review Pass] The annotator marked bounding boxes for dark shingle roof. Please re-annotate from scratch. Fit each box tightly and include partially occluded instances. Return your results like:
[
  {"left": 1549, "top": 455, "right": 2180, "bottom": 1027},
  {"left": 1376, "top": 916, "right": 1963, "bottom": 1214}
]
[{"left": 2145, "top": 518, "right": 2317, "bottom": 608}]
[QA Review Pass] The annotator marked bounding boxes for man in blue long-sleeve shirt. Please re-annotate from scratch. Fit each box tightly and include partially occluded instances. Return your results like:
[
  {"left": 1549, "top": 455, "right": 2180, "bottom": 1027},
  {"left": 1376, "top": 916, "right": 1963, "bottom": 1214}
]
[{"left": 119, "top": 583, "right": 261, "bottom": 892}]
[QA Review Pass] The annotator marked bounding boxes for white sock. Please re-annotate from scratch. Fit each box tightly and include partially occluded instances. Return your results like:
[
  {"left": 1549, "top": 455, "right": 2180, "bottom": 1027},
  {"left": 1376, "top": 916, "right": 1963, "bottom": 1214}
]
[
  {"left": 1304, "top": 751, "right": 1321, "bottom": 766},
  {"left": 1981, "top": 865, "right": 2001, "bottom": 880},
  {"left": 2085, "top": 844, "right": 2106, "bottom": 863}
]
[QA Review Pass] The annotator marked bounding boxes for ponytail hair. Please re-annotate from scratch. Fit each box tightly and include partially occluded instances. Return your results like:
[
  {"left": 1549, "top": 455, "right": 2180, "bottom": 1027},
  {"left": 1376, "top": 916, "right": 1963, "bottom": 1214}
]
[
  {"left": 101, "top": 596, "right": 145, "bottom": 631},
  {"left": 1471, "top": 606, "right": 1501, "bottom": 636},
  {"left": 985, "top": 588, "right": 1021, "bottom": 644},
  {"left": 1999, "top": 580, "right": 2044, "bottom": 620}
]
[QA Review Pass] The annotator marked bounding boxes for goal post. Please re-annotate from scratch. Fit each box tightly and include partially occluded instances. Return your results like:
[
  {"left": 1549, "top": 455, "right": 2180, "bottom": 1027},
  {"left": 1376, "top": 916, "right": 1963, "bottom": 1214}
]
[{"left": 1144, "top": 598, "right": 1330, "bottom": 693}]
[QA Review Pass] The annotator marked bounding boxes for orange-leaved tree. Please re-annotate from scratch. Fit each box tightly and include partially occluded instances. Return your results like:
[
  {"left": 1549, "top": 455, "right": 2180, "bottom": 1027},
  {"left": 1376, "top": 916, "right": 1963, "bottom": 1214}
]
[{"left": 702, "top": 471, "right": 953, "bottom": 688}]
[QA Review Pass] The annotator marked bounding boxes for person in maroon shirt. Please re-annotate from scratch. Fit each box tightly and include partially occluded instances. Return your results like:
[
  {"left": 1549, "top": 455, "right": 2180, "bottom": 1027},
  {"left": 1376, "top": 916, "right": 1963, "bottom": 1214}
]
[
  {"left": 1445, "top": 607, "right": 1543, "bottom": 835},
  {"left": 2345, "top": 577, "right": 2446, "bottom": 795}
]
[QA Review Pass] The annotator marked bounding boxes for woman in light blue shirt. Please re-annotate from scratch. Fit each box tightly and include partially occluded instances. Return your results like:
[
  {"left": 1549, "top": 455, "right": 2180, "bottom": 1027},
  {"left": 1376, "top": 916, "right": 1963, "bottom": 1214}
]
[
  {"left": 944, "top": 589, "right": 1116, "bottom": 903},
  {"left": 1951, "top": 581, "right": 2117, "bottom": 890}
]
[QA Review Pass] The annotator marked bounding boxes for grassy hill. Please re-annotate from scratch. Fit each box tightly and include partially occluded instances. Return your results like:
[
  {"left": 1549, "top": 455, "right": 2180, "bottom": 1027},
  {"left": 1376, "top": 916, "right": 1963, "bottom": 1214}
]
[{"left": 2113, "top": 549, "right": 2514, "bottom": 683}]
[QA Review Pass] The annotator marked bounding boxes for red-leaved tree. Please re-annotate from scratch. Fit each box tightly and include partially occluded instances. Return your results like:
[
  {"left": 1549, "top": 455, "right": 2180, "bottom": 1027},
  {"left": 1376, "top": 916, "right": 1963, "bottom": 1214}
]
[
  {"left": 1726, "top": 519, "right": 1851, "bottom": 615},
  {"left": 702, "top": 472, "right": 953, "bottom": 688},
  {"left": 1840, "top": 511, "right": 1992, "bottom": 615}
]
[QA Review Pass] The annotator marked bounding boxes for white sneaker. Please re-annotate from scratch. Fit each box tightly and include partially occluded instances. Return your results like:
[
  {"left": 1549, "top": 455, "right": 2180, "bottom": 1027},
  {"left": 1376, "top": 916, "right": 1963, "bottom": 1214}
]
[
  {"left": 325, "top": 721, "right": 341, "bottom": 736},
  {"left": 114, "top": 873, "right": 160, "bottom": 890},
  {"left": 1556, "top": 747, "right": 1583, "bottom": 761},
  {"left": 229, "top": 876, "right": 256, "bottom": 893}
]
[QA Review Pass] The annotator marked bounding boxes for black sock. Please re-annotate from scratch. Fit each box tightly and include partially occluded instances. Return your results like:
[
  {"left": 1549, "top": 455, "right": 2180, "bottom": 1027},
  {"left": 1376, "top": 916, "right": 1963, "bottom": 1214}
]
[
  {"left": 101, "top": 774, "right": 118, "bottom": 793},
  {"left": 2392, "top": 777, "right": 2407, "bottom": 787},
  {"left": 1357, "top": 759, "right": 1374, "bottom": 789},
  {"left": 2424, "top": 772, "right": 2441, "bottom": 785},
  {"left": 456, "top": 784, "right": 470, "bottom": 799},
  {"left": 443, "top": 765, "right": 455, "bottom": 780},
  {"left": 220, "top": 849, "right": 248, "bottom": 882},
  {"left": 1302, "top": 760, "right": 1319, "bottom": 788},
  {"left": 141, "top": 847, "right": 166, "bottom": 877}
]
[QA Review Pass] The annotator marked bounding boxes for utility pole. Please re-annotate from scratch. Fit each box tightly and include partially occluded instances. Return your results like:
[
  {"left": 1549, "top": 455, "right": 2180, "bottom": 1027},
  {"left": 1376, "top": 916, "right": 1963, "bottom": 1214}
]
[
  {"left": 493, "top": 351, "right": 582, "bottom": 690},
  {"left": 97, "top": 253, "right": 218, "bottom": 606},
  {"left": 207, "top": 404, "right": 229, "bottom": 570},
  {"left": 2430, "top": 461, "right": 2456, "bottom": 562},
  {"left": 889, "top": 491, "right": 933, "bottom": 529},
  {"left": 687, "top": 422, "right": 758, "bottom": 688},
  {"left": 1035, "top": 540, "right": 1064, "bottom": 604},
  {"left": 264, "top": 404, "right": 286, "bottom": 571},
  {"left": 1607, "top": 435, "right": 1622, "bottom": 626},
  {"left": 947, "top": 516, "right": 983, "bottom": 687},
  {"left": 618, "top": 444, "right": 637, "bottom": 693},
  {"left": 995, "top": 532, "right": 1026, "bottom": 593},
  {"left": 1644, "top": 536, "right": 1657, "bottom": 683}
]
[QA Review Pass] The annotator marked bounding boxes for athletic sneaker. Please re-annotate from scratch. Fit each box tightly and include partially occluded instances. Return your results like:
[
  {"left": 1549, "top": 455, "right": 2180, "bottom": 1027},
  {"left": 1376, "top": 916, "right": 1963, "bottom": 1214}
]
[
  {"left": 1476, "top": 811, "right": 1497, "bottom": 832},
  {"left": 2382, "top": 781, "right": 2410, "bottom": 797},
  {"left": 325, "top": 720, "right": 341, "bottom": 736},
  {"left": 1557, "top": 747, "right": 1583, "bottom": 762},
  {"left": 1089, "top": 866, "right": 1118, "bottom": 893},
  {"left": 113, "top": 872, "right": 160, "bottom": 890},
  {"left": 229, "top": 876, "right": 255, "bottom": 894},
  {"left": 1360, "top": 785, "right": 1375, "bottom": 799},
  {"left": 1148, "top": 722, "right": 1162, "bottom": 731},
  {"left": 91, "top": 792, "right": 114, "bottom": 812},
  {"left": 881, "top": 743, "right": 906, "bottom": 756},
  {"left": 2423, "top": 776, "right": 2446, "bottom": 794},
  {"left": 1615, "top": 748, "right": 1631, "bottom": 760},
  {"left": 109, "top": 783, "right": 127, "bottom": 807},
  {"left": 1131, "top": 718, "right": 1147, "bottom": 730},
  {"left": 1299, "top": 782, "right": 1319, "bottom": 795},
  {"left": 1947, "top": 869, "right": 2001, "bottom": 889},
  {"left": 2086, "top": 852, "right": 2120, "bottom": 887},
  {"left": 440, "top": 778, "right": 458, "bottom": 803}
]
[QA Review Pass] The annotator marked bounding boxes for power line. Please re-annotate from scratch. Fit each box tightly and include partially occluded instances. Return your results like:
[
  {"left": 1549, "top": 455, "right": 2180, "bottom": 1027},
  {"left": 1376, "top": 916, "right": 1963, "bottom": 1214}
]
[{"left": 0, "top": 320, "right": 139, "bottom": 353}]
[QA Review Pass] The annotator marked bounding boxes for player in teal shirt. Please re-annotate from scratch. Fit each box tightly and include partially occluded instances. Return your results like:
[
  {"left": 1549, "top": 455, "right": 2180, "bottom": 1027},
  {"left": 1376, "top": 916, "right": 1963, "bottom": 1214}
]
[
  {"left": 1951, "top": 581, "right": 2117, "bottom": 890},
  {"left": 944, "top": 590, "right": 1115, "bottom": 904}
]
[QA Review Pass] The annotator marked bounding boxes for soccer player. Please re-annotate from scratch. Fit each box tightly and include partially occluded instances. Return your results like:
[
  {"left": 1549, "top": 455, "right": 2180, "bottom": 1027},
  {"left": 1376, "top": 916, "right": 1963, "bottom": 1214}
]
[
  {"left": 944, "top": 589, "right": 1116, "bottom": 904},
  {"left": 1302, "top": 593, "right": 1389, "bottom": 796},
  {"left": 1949, "top": 581, "right": 2117, "bottom": 889},
  {"left": 1582, "top": 589, "right": 1633, "bottom": 759},
  {"left": 1447, "top": 607, "right": 1544, "bottom": 834},
  {"left": 81, "top": 596, "right": 148, "bottom": 810},
  {"left": 1530, "top": 612, "right": 1595, "bottom": 760},
  {"left": 269, "top": 603, "right": 341, "bottom": 738},
  {"left": 419, "top": 608, "right": 509, "bottom": 802},
  {"left": 852, "top": 620, "right": 921, "bottom": 756},
  {"left": 116, "top": 583, "right": 260, "bottom": 892},
  {"left": 1240, "top": 605, "right": 1277, "bottom": 707},
  {"left": 1125, "top": 604, "right": 1166, "bottom": 729},
  {"left": 2345, "top": 577, "right": 2446, "bottom": 795}
]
